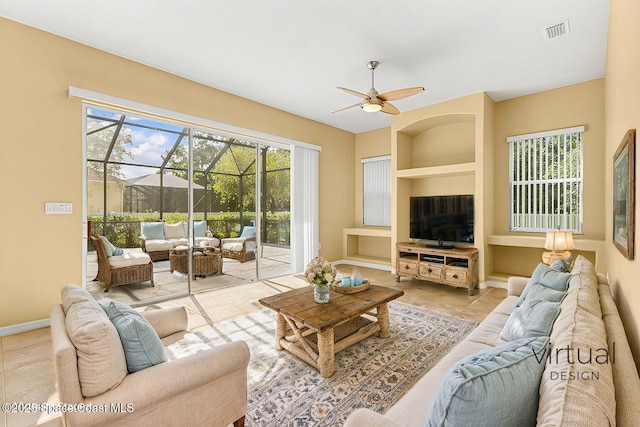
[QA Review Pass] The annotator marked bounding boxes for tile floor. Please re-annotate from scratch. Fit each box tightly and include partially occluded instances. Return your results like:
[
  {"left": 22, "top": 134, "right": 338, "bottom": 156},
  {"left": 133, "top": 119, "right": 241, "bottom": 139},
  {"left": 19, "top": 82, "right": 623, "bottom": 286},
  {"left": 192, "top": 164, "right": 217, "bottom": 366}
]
[{"left": 0, "top": 265, "right": 507, "bottom": 427}]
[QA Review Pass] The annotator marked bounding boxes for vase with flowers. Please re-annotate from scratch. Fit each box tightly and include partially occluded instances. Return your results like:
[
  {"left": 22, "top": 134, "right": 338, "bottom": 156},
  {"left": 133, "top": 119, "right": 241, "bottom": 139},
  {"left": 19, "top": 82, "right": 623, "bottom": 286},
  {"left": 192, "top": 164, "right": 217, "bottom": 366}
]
[{"left": 304, "top": 256, "right": 337, "bottom": 303}]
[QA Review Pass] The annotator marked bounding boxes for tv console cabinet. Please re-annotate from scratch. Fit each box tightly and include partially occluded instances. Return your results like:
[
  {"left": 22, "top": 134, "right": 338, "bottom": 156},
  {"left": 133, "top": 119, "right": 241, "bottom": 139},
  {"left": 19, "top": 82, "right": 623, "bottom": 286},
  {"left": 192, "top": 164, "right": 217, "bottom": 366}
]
[{"left": 396, "top": 242, "right": 479, "bottom": 295}]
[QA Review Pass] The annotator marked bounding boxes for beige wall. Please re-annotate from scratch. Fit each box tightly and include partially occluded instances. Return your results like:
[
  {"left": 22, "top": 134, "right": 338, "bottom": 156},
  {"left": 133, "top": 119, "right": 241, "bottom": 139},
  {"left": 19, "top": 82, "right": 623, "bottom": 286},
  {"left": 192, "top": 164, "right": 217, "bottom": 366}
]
[
  {"left": 493, "top": 79, "right": 606, "bottom": 239},
  {"left": 0, "top": 18, "right": 354, "bottom": 327},
  {"left": 354, "top": 128, "right": 391, "bottom": 226},
  {"left": 604, "top": 0, "right": 640, "bottom": 365},
  {"left": 487, "top": 79, "right": 606, "bottom": 278}
]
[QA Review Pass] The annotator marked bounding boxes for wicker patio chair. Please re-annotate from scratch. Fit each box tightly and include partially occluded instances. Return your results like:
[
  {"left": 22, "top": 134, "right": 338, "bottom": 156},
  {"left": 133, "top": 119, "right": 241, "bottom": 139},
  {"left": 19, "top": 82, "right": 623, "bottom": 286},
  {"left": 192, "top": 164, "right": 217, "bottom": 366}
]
[{"left": 90, "top": 235, "right": 155, "bottom": 292}]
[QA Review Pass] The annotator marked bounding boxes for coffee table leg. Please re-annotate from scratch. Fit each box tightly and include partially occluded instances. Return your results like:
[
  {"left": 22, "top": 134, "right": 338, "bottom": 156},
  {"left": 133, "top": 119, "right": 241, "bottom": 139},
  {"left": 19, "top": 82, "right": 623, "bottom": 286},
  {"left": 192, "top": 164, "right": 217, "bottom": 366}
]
[
  {"left": 275, "top": 313, "right": 286, "bottom": 350},
  {"left": 377, "top": 303, "right": 390, "bottom": 339},
  {"left": 317, "top": 328, "right": 335, "bottom": 378}
]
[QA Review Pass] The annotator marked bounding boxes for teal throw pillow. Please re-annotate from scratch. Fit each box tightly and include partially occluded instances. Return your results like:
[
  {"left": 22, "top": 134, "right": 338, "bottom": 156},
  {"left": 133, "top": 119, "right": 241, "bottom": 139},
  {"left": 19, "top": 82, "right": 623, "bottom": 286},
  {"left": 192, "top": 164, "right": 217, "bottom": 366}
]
[
  {"left": 99, "top": 299, "right": 167, "bottom": 373},
  {"left": 550, "top": 258, "right": 571, "bottom": 272},
  {"left": 193, "top": 221, "right": 207, "bottom": 238},
  {"left": 240, "top": 226, "right": 256, "bottom": 238},
  {"left": 516, "top": 262, "right": 572, "bottom": 306},
  {"left": 100, "top": 236, "right": 113, "bottom": 257},
  {"left": 100, "top": 236, "right": 123, "bottom": 257},
  {"left": 500, "top": 298, "right": 561, "bottom": 341},
  {"left": 426, "top": 336, "right": 549, "bottom": 427},
  {"left": 142, "top": 222, "right": 165, "bottom": 240},
  {"left": 522, "top": 282, "right": 567, "bottom": 304}
]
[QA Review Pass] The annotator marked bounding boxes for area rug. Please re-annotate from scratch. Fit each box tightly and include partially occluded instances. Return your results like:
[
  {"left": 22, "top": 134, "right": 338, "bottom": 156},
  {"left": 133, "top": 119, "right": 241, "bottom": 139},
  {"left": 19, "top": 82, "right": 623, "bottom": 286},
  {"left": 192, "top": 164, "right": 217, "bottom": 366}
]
[{"left": 189, "top": 301, "right": 477, "bottom": 427}]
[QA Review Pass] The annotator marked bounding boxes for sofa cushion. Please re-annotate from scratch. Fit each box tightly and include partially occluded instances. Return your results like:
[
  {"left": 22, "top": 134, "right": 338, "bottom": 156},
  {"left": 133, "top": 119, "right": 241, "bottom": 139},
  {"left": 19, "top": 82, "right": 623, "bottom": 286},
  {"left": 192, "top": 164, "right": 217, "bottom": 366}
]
[
  {"left": 521, "top": 282, "right": 567, "bottom": 303},
  {"left": 100, "top": 236, "right": 114, "bottom": 257},
  {"left": 222, "top": 242, "right": 244, "bottom": 252},
  {"left": 240, "top": 226, "right": 256, "bottom": 238},
  {"left": 65, "top": 299, "right": 128, "bottom": 397},
  {"left": 427, "top": 336, "right": 549, "bottom": 427},
  {"left": 99, "top": 299, "right": 167, "bottom": 373},
  {"left": 164, "top": 222, "right": 186, "bottom": 239},
  {"left": 550, "top": 258, "right": 571, "bottom": 272},
  {"left": 108, "top": 251, "right": 152, "bottom": 269},
  {"left": 144, "top": 239, "right": 174, "bottom": 252},
  {"left": 193, "top": 220, "right": 208, "bottom": 237},
  {"left": 61, "top": 285, "right": 94, "bottom": 314},
  {"left": 142, "top": 222, "right": 165, "bottom": 240},
  {"left": 500, "top": 298, "right": 561, "bottom": 341},
  {"left": 516, "top": 262, "right": 572, "bottom": 306}
]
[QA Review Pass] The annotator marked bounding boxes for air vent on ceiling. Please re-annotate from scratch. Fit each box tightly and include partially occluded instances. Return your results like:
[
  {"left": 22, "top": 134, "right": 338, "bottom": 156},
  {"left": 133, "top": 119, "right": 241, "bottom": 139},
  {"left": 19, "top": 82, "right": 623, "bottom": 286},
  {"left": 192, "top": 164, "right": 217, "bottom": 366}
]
[{"left": 543, "top": 20, "right": 570, "bottom": 40}]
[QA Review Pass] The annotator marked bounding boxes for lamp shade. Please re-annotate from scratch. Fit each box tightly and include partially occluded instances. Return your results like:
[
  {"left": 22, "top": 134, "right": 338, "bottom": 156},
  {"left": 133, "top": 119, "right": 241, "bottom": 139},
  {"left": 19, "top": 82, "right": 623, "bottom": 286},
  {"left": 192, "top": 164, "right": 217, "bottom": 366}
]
[{"left": 544, "top": 230, "right": 575, "bottom": 251}]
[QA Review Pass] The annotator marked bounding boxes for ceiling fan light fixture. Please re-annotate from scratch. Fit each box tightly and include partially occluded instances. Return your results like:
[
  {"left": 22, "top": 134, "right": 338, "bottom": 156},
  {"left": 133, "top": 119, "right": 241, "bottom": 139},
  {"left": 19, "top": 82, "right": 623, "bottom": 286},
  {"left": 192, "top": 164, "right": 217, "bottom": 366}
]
[{"left": 361, "top": 103, "right": 382, "bottom": 113}]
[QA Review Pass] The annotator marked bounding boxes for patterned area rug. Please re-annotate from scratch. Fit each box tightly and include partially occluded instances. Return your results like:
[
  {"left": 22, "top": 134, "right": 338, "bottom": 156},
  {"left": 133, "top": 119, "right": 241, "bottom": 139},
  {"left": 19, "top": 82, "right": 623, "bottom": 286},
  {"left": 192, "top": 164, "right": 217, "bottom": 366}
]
[{"left": 190, "top": 301, "right": 477, "bottom": 427}]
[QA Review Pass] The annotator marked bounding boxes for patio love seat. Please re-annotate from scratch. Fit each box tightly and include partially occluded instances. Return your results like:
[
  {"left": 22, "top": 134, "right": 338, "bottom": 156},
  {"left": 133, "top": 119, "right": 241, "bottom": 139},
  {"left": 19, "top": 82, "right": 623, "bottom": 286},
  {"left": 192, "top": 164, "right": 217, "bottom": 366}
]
[{"left": 140, "top": 221, "right": 220, "bottom": 261}]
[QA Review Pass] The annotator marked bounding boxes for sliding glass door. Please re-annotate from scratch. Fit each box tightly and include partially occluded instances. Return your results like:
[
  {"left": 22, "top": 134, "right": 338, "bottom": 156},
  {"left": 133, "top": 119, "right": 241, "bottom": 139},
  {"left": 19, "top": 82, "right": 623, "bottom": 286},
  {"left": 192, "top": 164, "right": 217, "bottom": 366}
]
[{"left": 84, "top": 105, "right": 291, "bottom": 304}]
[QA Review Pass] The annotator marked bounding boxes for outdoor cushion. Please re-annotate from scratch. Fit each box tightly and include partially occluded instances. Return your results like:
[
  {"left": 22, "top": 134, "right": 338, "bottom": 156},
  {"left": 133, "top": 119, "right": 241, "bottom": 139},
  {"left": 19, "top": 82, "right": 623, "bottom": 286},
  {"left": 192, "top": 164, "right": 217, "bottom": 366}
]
[
  {"left": 108, "top": 252, "right": 152, "bottom": 269},
  {"left": 427, "top": 336, "right": 549, "bottom": 427},
  {"left": 193, "top": 220, "right": 208, "bottom": 237},
  {"left": 65, "top": 299, "right": 128, "bottom": 397},
  {"left": 100, "top": 236, "right": 113, "bottom": 257},
  {"left": 222, "top": 242, "right": 244, "bottom": 252},
  {"left": 195, "top": 236, "right": 220, "bottom": 247},
  {"left": 144, "top": 239, "right": 174, "bottom": 252},
  {"left": 142, "top": 222, "right": 165, "bottom": 240},
  {"left": 164, "top": 222, "right": 186, "bottom": 239},
  {"left": 240, "top": 226, "right": 256, "bottom": 238},
  {"left": 500, "top": 298, "right": 561, "bottom": 341},
  {"left": 99, "top": 299, "right": 167, "bottom": 373}
]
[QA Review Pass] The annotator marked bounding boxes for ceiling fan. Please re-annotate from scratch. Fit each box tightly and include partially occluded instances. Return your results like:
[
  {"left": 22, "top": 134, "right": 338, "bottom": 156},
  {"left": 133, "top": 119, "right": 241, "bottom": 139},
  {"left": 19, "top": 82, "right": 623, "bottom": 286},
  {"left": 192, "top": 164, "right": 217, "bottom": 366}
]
[{"left": 333, "top": 61, "right": 424, "bottom": 115}]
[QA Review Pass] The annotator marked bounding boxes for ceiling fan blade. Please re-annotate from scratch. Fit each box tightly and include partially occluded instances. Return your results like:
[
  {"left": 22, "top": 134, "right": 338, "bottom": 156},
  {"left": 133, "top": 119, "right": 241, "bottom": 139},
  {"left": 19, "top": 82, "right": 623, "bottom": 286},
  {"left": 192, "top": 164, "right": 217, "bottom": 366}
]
[
  {"left": 381, "top": 102, "right": 400, "bottom": 115},
  {"left": 337, "top": 87, "right": 369, "bottom": 99},
  {"left": 378, "top": 87, "right": 425, "bottom": 101},
  {"left": 331, "top": 103, "right": 361, "bottom": 114}
]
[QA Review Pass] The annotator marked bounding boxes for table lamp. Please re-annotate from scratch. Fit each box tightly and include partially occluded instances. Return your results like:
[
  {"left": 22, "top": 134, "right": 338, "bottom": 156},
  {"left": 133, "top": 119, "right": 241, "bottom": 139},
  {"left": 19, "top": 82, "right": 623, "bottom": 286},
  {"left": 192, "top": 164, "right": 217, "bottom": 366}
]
[{"left": 542, "top": 229, "right": 575, "bottom": 265}]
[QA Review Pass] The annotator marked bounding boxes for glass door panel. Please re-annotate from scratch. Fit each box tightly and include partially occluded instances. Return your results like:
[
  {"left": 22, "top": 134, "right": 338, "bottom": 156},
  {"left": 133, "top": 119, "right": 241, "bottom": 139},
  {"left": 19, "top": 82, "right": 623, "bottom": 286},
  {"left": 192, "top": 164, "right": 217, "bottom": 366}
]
[
  {"left": 257, "top": 145, "right": 292, "bottom": 279},
  {"left": 85, "top": 106, "right": 190, "bottom": 304}
]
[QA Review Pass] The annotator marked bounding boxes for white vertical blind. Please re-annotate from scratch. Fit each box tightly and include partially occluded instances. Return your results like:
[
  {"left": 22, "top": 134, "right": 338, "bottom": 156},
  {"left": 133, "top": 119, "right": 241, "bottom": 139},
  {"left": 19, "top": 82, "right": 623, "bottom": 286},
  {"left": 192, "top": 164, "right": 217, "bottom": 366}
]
[
  {"left": 292, "top": 146, "right": 319, "bottom": 272},
  {"left": 362, "top": 156, "right": 391, "bottom": 226},
  {"left": 508, "top": 126, "right": 583, "bottom": 233}
]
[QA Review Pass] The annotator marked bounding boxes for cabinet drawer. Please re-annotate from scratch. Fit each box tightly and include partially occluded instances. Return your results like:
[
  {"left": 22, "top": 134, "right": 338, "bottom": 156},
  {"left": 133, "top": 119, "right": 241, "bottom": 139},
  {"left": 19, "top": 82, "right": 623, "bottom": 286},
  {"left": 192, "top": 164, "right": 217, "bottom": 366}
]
[
  {"left": 419, "top": 264, "right": 443, "bottom": 281},
  {"left": 398, "top": 261, "right": 418, "bottom": 276},
  {"left": 445, "top": 269, "right": 468, "bottom": 285}
]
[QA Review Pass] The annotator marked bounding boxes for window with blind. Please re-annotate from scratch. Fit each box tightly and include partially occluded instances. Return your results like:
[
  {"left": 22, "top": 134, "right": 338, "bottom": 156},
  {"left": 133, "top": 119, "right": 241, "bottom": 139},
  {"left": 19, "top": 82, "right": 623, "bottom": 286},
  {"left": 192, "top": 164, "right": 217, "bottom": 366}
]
[
  {"left": 508, "top": 126, "right": 584, "bottom": 233},
  {"left": 362, "top": 156, "right": 391, "bottom": 226}
]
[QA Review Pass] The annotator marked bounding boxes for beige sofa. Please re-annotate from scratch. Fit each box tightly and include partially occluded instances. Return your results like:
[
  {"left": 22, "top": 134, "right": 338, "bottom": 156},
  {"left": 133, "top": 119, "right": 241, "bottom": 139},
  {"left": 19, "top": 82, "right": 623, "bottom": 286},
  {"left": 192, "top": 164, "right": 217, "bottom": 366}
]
[
  {"left": 345, "top": 256, "right": 640, "bottom": 426},
  {"left": 50, "top": 285, "right": 249, "bottom": 426}
]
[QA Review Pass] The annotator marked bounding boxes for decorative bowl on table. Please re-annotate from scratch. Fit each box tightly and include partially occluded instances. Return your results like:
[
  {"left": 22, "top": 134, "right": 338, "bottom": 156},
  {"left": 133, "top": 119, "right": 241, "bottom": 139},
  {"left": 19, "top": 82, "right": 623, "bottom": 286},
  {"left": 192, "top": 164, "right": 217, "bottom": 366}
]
[{"left": 333, "top": 279, "right": 370, "bottom": 294}]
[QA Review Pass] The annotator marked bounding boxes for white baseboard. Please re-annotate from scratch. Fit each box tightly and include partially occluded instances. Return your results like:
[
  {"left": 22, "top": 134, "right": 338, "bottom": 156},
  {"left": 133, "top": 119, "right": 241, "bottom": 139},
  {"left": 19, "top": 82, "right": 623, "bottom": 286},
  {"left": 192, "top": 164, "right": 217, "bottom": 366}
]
[
  {"left": 332, "top": 259, "right": 393, "bottom": 272},
  {"left": 484, "top": 280, "right": 508, "bottom": 290},
  {"left": 0, "top": 318, "right": 50, "bottom": 337}
]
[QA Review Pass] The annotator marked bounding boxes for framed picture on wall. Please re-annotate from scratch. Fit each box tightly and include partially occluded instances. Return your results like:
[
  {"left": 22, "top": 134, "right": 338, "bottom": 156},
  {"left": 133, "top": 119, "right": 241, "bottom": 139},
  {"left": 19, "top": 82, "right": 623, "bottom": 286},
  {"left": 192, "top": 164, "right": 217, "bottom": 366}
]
[{"left": 613, "top": 129, "right": 636, "bottom": 260}]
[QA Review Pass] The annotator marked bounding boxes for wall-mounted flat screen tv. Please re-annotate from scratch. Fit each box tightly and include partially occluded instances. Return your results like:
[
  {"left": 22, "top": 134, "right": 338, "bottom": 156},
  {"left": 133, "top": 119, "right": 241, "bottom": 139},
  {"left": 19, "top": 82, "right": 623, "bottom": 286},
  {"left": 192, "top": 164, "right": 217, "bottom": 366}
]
[{"left": 410, "top": 195, "right": 474, "bottom": 247}]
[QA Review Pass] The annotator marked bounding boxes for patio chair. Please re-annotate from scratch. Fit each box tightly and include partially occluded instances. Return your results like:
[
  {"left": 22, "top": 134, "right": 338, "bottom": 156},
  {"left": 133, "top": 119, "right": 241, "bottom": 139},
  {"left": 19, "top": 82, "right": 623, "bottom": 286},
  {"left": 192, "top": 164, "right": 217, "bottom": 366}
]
[
  {"left": 221, "top": 226, "right": 257, "bottom": 263},
  {"left": 90, "top": 235, "right": 154, "bottom": 292}
]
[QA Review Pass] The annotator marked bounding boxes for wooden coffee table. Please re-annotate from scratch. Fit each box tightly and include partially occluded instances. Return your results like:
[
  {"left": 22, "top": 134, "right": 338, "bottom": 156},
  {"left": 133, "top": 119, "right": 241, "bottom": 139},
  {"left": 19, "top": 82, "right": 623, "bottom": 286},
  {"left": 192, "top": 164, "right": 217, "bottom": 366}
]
[{"left": 259, "top": 284, "right": 404, "bottom": 377}]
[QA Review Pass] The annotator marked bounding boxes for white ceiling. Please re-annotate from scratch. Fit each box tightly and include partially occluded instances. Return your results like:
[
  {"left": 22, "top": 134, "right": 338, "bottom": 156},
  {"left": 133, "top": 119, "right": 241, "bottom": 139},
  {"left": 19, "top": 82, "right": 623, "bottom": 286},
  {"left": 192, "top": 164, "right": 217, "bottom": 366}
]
[{"left": 0, "top": 0, "right": 610, "bottom": 134}]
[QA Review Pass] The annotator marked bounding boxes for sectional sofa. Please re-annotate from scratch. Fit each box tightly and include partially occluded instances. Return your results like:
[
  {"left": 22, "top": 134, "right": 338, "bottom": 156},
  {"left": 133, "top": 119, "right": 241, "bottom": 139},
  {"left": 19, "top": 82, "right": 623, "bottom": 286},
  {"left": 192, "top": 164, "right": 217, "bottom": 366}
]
[{"left": 344, "top": 256, "right": 640, "bottom": 426}]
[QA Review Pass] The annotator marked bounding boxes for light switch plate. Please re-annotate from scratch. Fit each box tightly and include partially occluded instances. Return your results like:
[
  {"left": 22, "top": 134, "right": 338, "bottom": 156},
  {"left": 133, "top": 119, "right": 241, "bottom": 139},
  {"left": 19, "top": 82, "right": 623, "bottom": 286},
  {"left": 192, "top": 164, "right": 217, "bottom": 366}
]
[{"left": 45, "top": 202, "right": 73, "bottom": 214}]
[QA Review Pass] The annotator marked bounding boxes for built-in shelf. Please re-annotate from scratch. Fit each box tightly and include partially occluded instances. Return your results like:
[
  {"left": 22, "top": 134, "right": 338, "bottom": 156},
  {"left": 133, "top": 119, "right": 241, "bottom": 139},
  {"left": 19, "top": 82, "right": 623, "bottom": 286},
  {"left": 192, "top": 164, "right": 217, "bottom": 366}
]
[
  {"left": 486, "top": 234, "right": 606, "bottom": 277},
  {"left": 396, "top": 162, "right": 476, "bottom": 179},
  {"left": 342, "top": 228, "right": 392, "bottom": 267}
]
